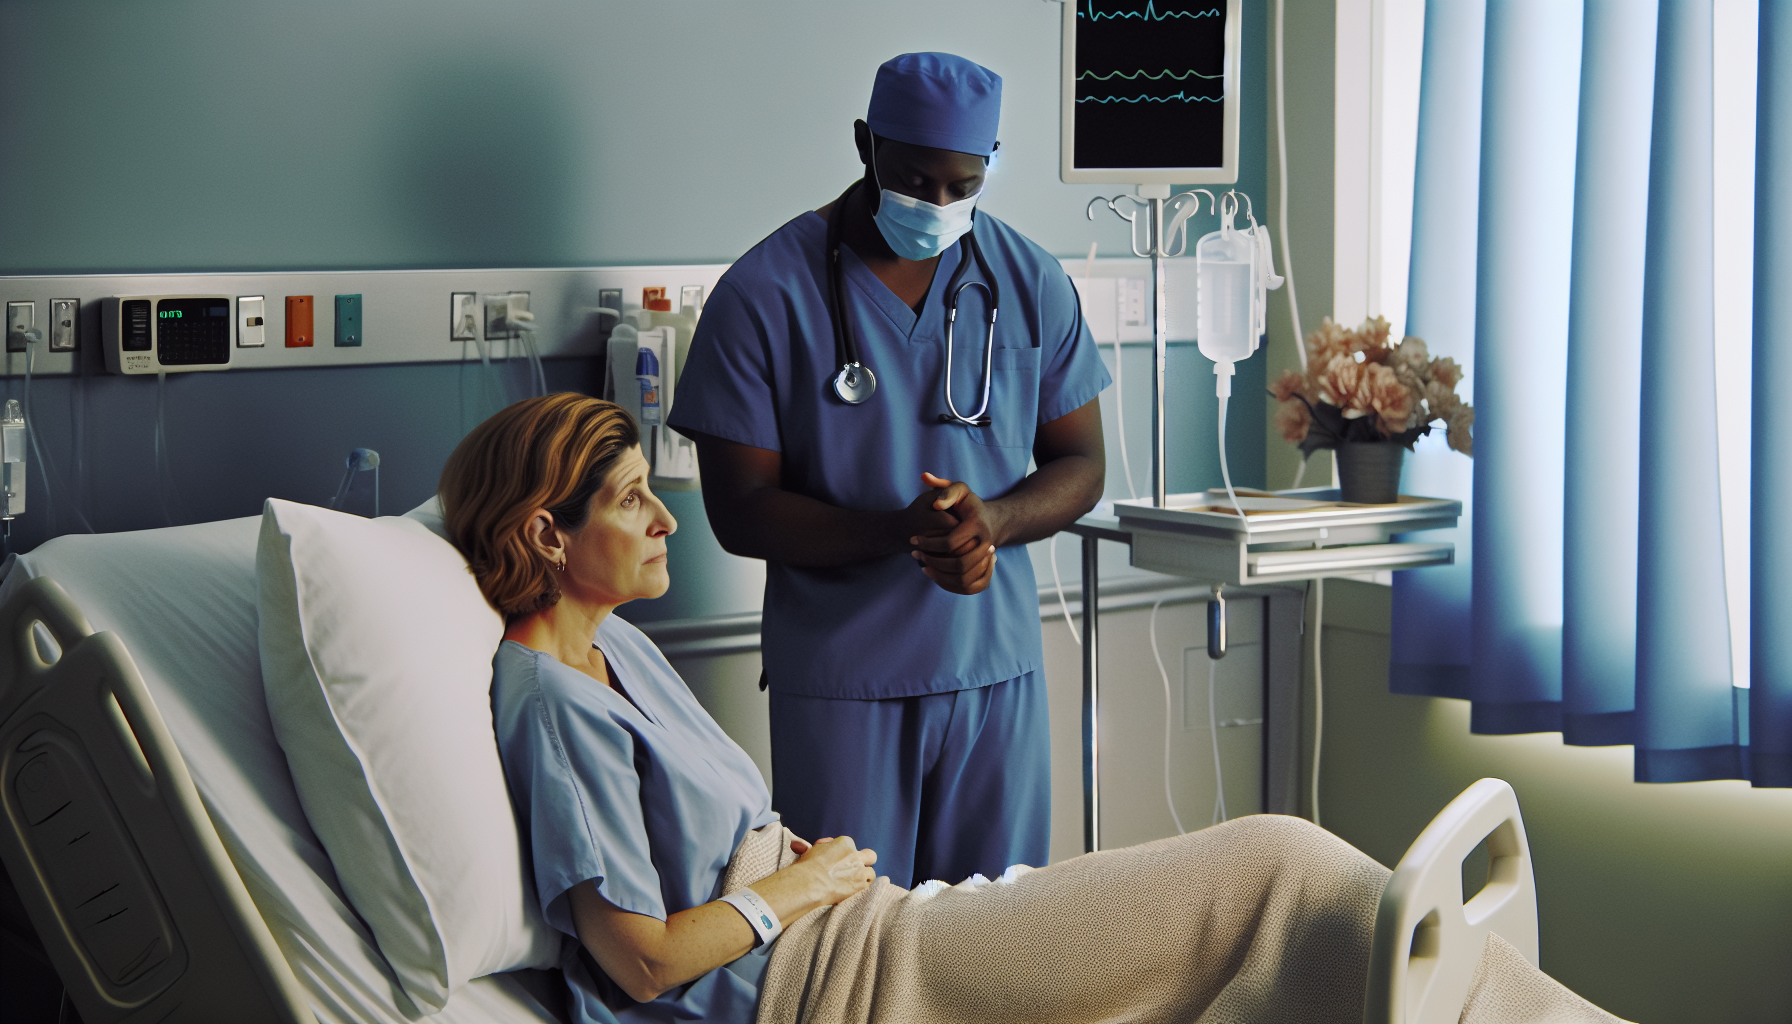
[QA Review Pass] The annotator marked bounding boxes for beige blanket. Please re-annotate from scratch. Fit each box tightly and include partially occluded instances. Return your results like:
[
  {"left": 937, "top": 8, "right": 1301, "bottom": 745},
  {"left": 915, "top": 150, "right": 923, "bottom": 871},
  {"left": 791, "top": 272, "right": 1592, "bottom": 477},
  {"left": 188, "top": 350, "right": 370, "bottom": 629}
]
[{"left": 722, "top": 814, "right": 1626, "bottom": 1024}]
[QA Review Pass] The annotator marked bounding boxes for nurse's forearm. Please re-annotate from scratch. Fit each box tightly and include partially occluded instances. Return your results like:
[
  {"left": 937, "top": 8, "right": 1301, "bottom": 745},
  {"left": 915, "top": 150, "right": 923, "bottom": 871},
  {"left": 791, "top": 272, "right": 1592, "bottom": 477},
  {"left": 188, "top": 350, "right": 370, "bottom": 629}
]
[
  {"left": 985, "top": 451, "right": 1107, "bottom": 547},
  {"left": 720, "top": 487, "right": 928, "bottom": 565},
  {"left": 691, "top": 433, "right": 957, "bottom": 567}
]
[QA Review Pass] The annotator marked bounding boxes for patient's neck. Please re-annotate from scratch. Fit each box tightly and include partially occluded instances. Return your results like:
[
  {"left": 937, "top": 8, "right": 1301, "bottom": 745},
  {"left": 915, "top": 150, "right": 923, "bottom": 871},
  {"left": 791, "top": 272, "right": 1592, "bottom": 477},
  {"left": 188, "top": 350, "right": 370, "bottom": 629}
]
[{"left": 504, "top": 595, "right": 619, "bottom": 687}]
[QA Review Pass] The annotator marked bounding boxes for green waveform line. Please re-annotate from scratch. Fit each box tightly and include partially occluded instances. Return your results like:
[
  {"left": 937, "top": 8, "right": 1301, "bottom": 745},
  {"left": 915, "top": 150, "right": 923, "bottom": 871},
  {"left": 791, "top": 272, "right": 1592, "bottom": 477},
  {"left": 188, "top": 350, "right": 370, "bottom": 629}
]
[
  {"left": 1078, "top": 69, "right": 1223, "bottom": 81},
  {"left": 1077, "top": 92, "right": 1223, "bottom": 104},
  {"left": 1079, "top": 1, "right": 1222, "bottom": 21}
]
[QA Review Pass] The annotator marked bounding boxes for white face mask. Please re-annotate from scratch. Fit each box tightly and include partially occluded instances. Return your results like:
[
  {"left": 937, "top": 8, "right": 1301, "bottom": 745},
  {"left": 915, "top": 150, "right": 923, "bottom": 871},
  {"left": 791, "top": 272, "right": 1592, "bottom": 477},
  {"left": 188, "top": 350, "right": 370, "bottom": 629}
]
[{"left": 869, "top": 131, "right": 983, "bottom": 261}]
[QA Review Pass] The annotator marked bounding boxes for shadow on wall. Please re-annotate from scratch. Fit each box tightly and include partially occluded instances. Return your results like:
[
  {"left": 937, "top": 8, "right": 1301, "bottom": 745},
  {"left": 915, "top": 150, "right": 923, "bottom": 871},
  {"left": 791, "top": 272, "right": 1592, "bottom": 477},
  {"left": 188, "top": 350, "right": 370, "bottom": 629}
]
[{"left": 380, "top": 54, "right": 586, "bottom": 267}]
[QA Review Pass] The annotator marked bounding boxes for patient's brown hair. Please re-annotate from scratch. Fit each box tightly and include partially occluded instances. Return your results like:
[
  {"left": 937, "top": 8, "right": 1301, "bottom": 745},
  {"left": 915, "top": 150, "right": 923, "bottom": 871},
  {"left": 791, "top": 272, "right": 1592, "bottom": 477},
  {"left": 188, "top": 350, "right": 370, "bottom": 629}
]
[{"left": 439, "top": 394, "right": 639, "bottom": 617}]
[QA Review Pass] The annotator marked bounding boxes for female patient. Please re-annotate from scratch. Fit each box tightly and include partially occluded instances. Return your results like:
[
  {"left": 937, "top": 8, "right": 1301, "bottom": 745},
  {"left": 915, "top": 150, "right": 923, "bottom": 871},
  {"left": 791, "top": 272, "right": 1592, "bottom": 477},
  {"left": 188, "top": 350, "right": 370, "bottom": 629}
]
[{"left": 440, "top": 394, "right": 1614, "bottom": 1024}]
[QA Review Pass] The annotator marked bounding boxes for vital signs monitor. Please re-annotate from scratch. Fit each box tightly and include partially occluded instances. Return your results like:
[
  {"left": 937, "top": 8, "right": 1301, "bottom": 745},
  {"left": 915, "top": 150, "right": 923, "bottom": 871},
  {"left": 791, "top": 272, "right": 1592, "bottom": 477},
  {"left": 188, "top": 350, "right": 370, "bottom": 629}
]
[{"left": 1060, "top": 0, "right": 1243, "bottom": 185}]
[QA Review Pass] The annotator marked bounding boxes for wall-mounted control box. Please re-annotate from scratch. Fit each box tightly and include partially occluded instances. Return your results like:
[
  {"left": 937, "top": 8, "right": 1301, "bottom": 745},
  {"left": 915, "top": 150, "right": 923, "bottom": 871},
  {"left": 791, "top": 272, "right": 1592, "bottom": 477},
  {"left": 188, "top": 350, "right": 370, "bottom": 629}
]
[
  {"left": 334, "top": 294, "right": 362, "bottom": 347},
  {"left": 285, "top": 295, "right": 314, "bottom": 348},
  {"left": 102, "top": 295, "right": 235, "bottom": 374}
]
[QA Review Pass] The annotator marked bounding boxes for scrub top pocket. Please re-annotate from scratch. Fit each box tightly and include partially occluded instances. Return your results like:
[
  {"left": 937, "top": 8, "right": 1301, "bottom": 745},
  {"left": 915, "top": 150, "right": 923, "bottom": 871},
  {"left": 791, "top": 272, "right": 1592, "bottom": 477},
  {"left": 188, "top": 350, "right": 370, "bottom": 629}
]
[{"left": 971, "top": 348, "right": 1042, "bottom": 449}]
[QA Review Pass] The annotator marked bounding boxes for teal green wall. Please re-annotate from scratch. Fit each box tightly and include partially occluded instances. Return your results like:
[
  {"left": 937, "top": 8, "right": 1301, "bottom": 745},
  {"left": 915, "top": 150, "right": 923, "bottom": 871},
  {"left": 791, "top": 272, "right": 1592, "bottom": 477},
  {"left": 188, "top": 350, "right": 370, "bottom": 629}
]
[{"left": 0, "top": 0, "right": 1271, "bottom": 620}]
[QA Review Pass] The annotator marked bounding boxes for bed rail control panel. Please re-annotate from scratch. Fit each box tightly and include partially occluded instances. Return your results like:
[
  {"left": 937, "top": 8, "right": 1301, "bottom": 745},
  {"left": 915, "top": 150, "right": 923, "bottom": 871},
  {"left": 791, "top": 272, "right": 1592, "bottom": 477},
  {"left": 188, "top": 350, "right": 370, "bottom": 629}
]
[{"left": 102, "top": 295, "right": 235, "bottom": 375}]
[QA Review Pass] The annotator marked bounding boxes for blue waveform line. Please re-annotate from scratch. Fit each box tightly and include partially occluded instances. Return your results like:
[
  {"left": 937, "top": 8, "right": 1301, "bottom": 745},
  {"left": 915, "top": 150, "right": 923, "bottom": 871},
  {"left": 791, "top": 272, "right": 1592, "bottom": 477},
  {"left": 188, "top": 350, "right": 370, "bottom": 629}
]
[
  {"left": 1079, "top": 69, "right": 1222, "bottom": 81},
  {"left": 1078, "top": 1, "right": 1222, "bottom": 20},
  {"left": 1077, "top": 93, "right": 1224, "bottom": 103}
]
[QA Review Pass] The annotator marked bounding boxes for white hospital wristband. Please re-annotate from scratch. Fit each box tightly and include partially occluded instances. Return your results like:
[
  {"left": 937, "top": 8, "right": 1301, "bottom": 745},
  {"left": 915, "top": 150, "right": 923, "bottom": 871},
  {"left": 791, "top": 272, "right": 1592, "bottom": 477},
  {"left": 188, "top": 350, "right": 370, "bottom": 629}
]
[{"left": 718, "top": 889, "right": 783, "bottom": 946}]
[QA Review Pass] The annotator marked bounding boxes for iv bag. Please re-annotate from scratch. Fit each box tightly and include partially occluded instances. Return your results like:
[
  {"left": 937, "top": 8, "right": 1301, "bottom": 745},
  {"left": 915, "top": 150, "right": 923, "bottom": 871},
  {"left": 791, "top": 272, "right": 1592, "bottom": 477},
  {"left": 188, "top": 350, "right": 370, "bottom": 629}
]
[
  {"left": 1195, "top": 222, "right": 1256, "bottom": 366},
  {"left": 1195, "top": 197, "right": 1285, "bottom": 369}
]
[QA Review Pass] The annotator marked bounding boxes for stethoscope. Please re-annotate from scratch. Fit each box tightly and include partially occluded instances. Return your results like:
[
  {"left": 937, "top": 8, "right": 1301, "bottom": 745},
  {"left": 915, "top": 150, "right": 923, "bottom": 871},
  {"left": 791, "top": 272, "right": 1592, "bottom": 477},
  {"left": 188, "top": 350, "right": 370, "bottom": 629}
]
[{"left": 825, "top": 179, "right": 1002, "bottom": 427}]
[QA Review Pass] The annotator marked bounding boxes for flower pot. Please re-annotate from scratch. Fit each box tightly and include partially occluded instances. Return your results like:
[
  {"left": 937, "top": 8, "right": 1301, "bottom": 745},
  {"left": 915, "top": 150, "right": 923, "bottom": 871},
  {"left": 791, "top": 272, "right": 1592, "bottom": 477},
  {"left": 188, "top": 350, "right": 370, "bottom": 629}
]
[{"left": 1336, "top": 442, "right": 1405, "bottom": 504}]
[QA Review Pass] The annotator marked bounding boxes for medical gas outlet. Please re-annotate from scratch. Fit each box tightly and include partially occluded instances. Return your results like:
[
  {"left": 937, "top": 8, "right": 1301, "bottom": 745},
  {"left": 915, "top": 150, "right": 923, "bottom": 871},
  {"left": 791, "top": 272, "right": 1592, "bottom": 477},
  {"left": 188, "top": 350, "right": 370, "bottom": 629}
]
[{"left": 103, "top": 295, "right": 235, "bottom": 374}]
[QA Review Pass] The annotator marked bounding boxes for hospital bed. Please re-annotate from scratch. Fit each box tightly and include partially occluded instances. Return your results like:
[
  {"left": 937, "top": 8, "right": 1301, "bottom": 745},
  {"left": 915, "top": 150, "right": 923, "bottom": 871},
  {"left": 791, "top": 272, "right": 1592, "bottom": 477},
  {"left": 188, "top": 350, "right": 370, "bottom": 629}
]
[{"left": 0, "top": 513, "right": 1537, "bottom": 1024}]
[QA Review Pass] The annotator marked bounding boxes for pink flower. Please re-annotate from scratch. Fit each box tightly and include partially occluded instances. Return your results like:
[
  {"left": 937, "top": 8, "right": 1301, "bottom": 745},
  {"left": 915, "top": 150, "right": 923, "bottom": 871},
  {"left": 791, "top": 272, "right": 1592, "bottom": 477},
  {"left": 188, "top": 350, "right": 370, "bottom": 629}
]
[
  {"left": 1422, "top": 380, "right": 1458, "bottom": 423},
  {"left": 1446, "top": 405, "right": 1475, "bottom": 456},
  {"left": 1429, "top": 357, "right": 1463, "bottom": 390},
  {"left": 1270, "top": 368, "right": 1307, "bottom": 403},
  {"left": 1276, "top": 399, "right": 1312, "bottom": 444},
  {"left": 1363, "top": 362, "right": 1416, "bottom": 435}
]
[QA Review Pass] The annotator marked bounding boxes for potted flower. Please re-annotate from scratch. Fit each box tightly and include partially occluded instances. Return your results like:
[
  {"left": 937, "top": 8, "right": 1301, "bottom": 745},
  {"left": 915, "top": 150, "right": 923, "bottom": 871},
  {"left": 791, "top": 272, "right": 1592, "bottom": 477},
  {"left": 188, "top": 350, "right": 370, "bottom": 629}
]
[{"left": 1269, "top": 316, "right": 1474, "bottom": 503}]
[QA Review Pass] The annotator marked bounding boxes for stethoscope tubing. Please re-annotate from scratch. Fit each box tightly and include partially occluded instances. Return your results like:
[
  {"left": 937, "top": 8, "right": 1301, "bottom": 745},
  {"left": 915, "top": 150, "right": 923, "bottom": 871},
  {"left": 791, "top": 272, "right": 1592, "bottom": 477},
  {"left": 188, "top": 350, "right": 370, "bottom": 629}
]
[{"left": 825, "top": 178, "right": 1001, "bottom": 425}]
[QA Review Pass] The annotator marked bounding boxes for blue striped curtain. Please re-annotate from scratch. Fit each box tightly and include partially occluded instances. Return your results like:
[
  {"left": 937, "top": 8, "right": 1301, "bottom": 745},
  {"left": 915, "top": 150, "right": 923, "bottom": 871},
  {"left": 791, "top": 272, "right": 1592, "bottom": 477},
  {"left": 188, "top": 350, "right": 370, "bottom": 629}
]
[
  {"left": 1393, "top": 0, "right": 1787, "bottom": 786},
  {"left": 1754, "top": 3, "right": 1792, "bottom": 786}
]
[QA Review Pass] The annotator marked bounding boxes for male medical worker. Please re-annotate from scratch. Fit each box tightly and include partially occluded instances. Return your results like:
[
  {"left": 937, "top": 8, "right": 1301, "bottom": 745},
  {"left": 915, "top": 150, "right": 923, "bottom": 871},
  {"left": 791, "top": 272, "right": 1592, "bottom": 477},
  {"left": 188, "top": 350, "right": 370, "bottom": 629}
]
[{"left": 668, "top": 53, "right": 1108, "bottom": 889}]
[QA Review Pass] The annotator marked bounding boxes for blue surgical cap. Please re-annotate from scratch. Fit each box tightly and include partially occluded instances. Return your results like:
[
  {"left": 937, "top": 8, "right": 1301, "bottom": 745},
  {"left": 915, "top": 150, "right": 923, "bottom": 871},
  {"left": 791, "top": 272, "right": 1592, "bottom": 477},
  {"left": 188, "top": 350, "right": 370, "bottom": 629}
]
[{"left": 866, "top": 52, "right": 1002, "bottom": 157}]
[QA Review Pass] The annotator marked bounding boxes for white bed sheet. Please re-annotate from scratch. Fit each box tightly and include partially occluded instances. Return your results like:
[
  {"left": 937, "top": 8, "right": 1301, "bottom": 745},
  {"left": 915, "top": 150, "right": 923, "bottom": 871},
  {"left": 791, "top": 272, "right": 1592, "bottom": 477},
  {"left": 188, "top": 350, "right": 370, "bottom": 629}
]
[{"left": 1, "top": 518, "right": 563, "bottom": 1024}]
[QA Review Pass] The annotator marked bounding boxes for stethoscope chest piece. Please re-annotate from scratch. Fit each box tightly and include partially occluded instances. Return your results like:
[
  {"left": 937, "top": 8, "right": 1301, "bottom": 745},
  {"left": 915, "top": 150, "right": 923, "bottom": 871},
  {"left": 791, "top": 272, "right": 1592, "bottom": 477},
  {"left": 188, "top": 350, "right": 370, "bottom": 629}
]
[{"left": 832, "top": 362, "right": 877, "bottom": 404}]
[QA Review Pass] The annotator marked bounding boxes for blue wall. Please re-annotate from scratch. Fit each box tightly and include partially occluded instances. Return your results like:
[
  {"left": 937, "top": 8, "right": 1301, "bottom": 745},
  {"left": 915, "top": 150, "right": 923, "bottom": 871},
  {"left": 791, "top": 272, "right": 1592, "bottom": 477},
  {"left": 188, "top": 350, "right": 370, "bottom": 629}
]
[{"left": 0, "top": 0, "right": 1268, "bottom": 620}]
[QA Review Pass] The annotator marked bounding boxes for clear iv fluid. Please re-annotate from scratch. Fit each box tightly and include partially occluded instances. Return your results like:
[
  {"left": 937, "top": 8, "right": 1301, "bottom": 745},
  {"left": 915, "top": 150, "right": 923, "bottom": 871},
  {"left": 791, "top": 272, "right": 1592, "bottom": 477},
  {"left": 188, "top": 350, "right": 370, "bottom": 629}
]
[{"left": 1197, "top": 258, "right": 1254, "bottom": 364}]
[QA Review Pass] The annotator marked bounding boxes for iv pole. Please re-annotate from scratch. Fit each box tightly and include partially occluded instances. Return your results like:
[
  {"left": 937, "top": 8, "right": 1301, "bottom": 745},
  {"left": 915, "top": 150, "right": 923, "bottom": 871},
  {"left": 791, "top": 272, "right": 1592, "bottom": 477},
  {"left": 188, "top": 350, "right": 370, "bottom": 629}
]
[{"left": 1087, "top": 184, "right": 1209, "bottom": 507}]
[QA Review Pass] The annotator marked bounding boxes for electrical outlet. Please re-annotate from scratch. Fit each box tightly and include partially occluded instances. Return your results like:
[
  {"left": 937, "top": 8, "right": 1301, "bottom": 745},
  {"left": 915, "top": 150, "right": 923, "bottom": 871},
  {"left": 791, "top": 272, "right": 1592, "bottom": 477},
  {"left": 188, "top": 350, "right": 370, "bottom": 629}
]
[
  {"left": 238, "top": 296, "right": 266, "bottom": 347},
  {"left": 450, "top": 292, "right": 478, "bottom": 341},
  {"left": 6, "top": 301, "right": 33, "bottom": 352},
  {"left": 334, "top": 294, "right": 363, "bottom": 347},
  {"left": 49, "top": 298, "right": 78, "bottom": 351},
  {"left": 1117, "top": 278, "right": 1150, "bottom": 342},
  {"left": 285, "top": 296, "right": 314, "bottom": 347},
  {"left": 483, "top": 291, "right": 530, "bottom": 339}
]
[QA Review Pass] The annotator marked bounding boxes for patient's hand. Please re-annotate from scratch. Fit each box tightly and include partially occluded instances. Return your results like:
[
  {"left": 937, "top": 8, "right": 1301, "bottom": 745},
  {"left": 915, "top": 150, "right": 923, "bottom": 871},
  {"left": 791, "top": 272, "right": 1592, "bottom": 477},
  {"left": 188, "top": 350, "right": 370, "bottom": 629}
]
[{"left": 774, "top": 835, "right": 878, "bottom": 909}]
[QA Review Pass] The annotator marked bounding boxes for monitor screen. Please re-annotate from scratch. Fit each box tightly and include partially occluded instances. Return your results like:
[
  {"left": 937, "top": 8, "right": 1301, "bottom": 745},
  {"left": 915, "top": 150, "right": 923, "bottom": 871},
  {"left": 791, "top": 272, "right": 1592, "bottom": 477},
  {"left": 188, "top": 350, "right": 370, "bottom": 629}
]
[{"left": 1061, "top": 0, "right": 1241, "bottom": 184}]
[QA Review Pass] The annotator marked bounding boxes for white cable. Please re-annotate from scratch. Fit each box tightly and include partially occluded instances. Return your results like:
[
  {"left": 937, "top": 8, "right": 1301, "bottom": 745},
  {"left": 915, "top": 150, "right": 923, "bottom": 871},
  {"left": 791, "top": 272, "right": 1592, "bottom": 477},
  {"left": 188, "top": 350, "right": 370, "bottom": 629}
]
[
  {"left": 1291, "top": 454, "right": 1309, "bottom": 490},
  {"left": 23, "top": 347, "right": 93, "bottom": 534},
  {"left": 473, "top": 336, "right": 500, "bottom": 411},
  {"left": 1085, "top": 241, "right": 1139, "bottom": 501},
  {"left": 1311, "top": 577, "right": 1325, "bottom": 828},
  {"left": 1207, "top": 653, "right": 1228, "bottom": 825},
  {"left": 1275, "top": 0, "right": 1306, "bottom": 371},
  {"left": 20, "top": 344, "right": 53, "bottom": 529},
  {"left": 1149, "top": 596, "right": 1187, "bottom": 836},
  {"left": 1049, "top": 532, "right": 1081, "bottom": 646}
]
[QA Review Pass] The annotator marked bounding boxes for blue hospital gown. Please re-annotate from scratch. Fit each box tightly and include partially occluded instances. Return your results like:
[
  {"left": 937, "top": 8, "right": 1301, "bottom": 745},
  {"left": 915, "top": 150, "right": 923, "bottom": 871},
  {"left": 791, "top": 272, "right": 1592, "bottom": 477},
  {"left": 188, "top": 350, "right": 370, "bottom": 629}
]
[{"left": 490, "top": 620, "right": 778, "bottom": 1024}]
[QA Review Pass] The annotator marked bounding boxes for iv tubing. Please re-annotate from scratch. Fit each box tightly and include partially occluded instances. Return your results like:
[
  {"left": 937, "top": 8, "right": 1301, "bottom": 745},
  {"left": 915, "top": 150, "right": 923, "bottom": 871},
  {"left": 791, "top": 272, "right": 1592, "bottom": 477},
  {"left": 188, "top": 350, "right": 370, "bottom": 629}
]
[
  {"left": 1311, "top": 577, "right": 1325, "bottom": 827},
  {"left": 1049, "top": 533, "right": 1080, "bottom": 645},
  {"left": 1148, "top": 596, "right": 1186, "bottom": 835},
  {"left": 1216, "top": 392, "right": 1250, "bottom": 541}
]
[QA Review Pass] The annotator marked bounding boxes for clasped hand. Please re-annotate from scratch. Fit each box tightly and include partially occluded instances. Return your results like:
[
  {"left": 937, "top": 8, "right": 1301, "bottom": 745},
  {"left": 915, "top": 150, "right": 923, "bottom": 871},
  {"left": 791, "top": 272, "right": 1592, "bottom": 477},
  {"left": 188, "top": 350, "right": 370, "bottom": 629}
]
[
  {"left": 784, "top": 835, "right": 878, "bottom": 906},
  {"left": 904, "top": 471, "right": 1003, "bottom": 596}
]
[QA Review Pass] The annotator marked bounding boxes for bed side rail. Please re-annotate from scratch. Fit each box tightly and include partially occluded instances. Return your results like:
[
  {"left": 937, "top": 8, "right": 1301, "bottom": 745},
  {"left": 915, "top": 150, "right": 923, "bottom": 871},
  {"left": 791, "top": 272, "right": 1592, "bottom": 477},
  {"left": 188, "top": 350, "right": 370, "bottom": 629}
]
[
  {"left": 0, "top": 574, "right": 313, "bottom": 1024},
  {"left": 1363, "top": 777, "right": 1539, "bottom": 1024}
]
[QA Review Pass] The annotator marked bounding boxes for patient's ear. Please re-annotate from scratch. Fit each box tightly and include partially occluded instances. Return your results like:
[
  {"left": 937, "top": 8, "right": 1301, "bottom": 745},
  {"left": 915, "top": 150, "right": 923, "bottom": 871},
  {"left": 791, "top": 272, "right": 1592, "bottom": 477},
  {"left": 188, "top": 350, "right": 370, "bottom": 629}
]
[{"left": 520, "top": 509, "right": 566, "bottom": 563}]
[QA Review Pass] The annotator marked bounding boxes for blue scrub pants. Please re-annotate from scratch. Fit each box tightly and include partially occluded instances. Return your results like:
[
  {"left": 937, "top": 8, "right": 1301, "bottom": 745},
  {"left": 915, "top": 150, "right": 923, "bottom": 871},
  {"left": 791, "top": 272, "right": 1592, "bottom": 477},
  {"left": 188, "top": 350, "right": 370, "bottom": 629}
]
[{"left": 768, "top": 671, "right": 1050, "bottom": 890}]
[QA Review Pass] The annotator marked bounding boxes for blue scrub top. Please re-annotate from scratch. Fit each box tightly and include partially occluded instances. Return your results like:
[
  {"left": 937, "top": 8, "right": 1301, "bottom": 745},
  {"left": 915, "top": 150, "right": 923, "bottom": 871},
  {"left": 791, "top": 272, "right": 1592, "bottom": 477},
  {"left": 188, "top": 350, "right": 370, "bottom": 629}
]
[
  {"left": 491, "top": 621, "right": 778, "bottom": 1024},
  {"left": 668, "top": 208, "right": 1109, "bottom": 700}
]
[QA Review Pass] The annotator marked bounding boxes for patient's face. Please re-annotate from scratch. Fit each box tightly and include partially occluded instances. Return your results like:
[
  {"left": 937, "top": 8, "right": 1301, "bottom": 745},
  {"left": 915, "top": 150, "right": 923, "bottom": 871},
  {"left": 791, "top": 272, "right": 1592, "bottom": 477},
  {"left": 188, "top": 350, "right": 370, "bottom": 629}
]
[{"left": 563, "top": 446, "right": 677, "bottom": 605}]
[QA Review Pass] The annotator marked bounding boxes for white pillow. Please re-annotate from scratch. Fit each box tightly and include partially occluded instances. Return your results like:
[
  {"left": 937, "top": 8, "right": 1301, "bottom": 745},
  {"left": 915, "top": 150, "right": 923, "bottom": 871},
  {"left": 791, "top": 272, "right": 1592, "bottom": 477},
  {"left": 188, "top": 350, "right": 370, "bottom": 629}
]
[{"left": 256, "top": 498, "right": 557, "bottom": 1012}]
